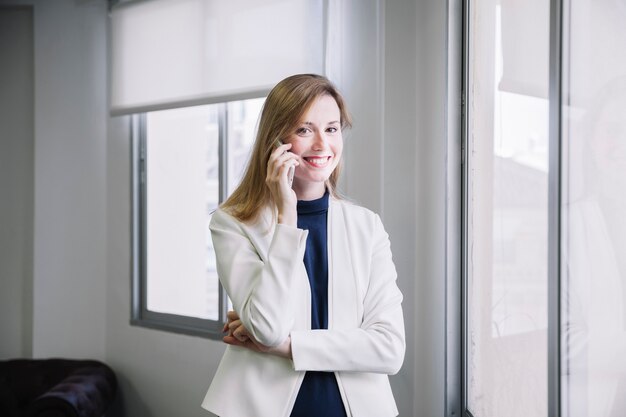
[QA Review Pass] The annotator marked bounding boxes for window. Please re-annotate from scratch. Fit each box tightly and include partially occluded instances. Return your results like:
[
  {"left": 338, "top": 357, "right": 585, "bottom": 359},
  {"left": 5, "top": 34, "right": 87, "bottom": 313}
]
[
  {"left": 132, "top": 98, "right": 264, "bottom": 338},
  {"left": 460, "top": 0, "right": 626, "bottom": 416}
]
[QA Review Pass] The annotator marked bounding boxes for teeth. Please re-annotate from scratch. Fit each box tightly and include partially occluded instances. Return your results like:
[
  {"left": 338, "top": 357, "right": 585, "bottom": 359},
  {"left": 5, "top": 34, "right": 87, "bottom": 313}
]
[{"left": 307, "top": 157, "right": 329, "bottom": 165}]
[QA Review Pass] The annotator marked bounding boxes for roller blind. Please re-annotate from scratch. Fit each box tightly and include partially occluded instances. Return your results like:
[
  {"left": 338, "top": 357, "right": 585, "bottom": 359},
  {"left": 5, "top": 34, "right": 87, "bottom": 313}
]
[{"left": 110, "top": 0, "right": 325, "bottom": 115}]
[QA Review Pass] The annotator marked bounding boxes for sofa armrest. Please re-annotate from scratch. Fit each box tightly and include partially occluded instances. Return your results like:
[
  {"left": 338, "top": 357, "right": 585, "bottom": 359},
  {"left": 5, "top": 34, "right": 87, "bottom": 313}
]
[{"left": 26, "top": 364, "right": 117, "bottom": 417}]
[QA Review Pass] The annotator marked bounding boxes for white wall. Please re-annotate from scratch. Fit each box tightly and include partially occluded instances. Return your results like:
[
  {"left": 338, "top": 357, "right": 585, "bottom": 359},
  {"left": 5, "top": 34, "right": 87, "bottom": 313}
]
[
  {"left": 0, "top": 0, "right": 108, "bottom": 360},
  {"left": 382, "top": 1, "right": 420, "bottom": 415},
  {"left": 31, "top": 0, "right": 108, "bottom": 359},
  {"left": 412, "top": 1, "right": 448, "bottom": 415},
  {"left": 0, "top": 0, "right": 451, "bottom": 416}
]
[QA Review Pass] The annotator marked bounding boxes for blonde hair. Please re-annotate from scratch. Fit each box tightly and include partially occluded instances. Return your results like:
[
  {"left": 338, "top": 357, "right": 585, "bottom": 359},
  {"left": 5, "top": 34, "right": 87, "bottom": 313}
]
[{"left": 221, "top": 74, "right": 352, "bottom": 223}]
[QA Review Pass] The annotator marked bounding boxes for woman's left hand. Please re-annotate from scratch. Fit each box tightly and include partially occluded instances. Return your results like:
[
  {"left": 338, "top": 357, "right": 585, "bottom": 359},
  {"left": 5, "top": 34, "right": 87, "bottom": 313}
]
[{"left": 223, "top": 310, "right": 292, "bottom": 359}]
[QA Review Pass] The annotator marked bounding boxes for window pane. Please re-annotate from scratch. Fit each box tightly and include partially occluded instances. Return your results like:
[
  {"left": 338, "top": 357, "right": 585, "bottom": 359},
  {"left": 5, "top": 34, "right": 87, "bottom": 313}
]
[
  {"left": 466, "top": 1, "right": 549, "bottom": 415},
  {"left": 145, "top": 104, "right": 220, "bottom": 320},
  {"left": 223, "top": 97, "right": 264, "bottom": 312},
  {"left": 227, "top": 98, "right": 264, "bottom": 195},
  {"left": 561, "top": 1, "right": 626, "bottom": 416}
]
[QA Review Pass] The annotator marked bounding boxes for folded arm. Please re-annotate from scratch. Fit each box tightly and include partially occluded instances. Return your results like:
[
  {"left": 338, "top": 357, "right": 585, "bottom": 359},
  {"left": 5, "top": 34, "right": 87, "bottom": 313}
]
[
  {"left": 223, "top": 214, "right": 406, "bottom": 375},
  {"left": 211, "top": 210, "right": 308, "bottom": 347},
  {"left": 290, "top": 215, "right": 405, "bottom": 374}
]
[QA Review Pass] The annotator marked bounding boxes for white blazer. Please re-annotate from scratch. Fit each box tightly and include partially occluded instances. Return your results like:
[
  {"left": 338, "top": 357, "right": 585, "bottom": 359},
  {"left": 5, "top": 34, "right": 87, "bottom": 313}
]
[{"left": 201, "top": 198, "right": 405, "bottom": 417}]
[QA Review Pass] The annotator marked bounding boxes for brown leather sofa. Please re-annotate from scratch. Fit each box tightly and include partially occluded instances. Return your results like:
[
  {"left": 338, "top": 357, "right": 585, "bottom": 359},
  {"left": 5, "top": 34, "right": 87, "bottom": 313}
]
[{"left": 0, "top": 358, "right": 117, "bottom": 417}]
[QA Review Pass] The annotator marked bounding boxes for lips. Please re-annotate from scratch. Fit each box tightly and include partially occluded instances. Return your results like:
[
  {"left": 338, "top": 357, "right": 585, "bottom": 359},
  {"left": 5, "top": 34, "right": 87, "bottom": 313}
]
[{"left": 303, "top": 156, "right": 332, "bottom": 168}]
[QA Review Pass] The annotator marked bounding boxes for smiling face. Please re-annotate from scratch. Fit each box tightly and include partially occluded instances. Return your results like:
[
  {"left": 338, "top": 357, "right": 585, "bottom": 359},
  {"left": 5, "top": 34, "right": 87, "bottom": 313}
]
[{"left": 285, "top": 94, "right": 343, "bottom": 200}]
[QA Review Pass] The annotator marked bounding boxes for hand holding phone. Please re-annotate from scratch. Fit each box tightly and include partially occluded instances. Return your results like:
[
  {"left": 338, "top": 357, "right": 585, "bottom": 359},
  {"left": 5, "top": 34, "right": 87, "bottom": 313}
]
[
  {"left": 270, "top": 139, "right": 298, "bottom": 226},
  {"left": 274, "top": 139, "right": 295, "bottom": 188}
]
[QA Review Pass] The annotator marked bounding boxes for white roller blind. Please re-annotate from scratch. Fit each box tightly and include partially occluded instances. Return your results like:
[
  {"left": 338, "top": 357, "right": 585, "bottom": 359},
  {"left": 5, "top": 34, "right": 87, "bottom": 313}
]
[{"left": 110, "top": 0, "right": 325, "bottom": 115}]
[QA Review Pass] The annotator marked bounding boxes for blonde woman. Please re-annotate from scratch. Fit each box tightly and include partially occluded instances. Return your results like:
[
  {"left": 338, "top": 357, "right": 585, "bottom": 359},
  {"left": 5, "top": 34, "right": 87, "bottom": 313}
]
[{"left": 201, "top": 74, "right": 405, "bottom": 417}]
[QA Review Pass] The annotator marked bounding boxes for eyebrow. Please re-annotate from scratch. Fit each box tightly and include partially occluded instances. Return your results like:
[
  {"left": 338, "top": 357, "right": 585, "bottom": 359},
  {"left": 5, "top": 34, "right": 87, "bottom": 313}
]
[{"left": 301, "top": 120, "right": 341, "bottom": 125}]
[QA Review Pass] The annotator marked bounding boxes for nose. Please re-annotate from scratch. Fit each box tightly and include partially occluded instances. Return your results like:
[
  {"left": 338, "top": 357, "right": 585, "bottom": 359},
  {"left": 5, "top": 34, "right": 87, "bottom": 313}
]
[{"left": 312, "top": 130, "right": 328, "bottom": 150}]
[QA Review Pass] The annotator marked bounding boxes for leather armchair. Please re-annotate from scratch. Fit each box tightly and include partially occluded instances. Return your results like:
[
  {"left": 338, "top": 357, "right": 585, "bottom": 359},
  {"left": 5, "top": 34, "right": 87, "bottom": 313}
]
[{"left": 0, "top": 358, "right": 117, "bottom": 417}]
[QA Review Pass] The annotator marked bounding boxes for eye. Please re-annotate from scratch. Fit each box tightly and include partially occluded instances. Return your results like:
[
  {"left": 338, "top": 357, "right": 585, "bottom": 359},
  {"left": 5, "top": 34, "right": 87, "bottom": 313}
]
[
  {"left": 296, "top": 127, "right": 312, "bottom": 136},
  {"left": 326, "top": 126, "right": 338, "bottom": 133}
]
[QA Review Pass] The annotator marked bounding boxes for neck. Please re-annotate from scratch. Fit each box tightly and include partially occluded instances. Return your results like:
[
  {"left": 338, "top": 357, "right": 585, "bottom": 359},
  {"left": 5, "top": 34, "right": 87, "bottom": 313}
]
[{"left": 293, "top": 181, "right": 326, "bottom": 201}]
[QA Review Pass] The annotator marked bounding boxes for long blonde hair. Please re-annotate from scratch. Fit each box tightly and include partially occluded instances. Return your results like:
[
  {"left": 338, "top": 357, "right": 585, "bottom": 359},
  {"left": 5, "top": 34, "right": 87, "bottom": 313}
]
[{"left": 221, "top": 74, "right": 352, "bottom": 223}]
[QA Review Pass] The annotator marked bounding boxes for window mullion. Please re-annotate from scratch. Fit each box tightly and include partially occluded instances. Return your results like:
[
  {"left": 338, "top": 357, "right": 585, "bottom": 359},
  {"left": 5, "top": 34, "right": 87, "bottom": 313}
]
[
  {"left": 131, "top": 114, "right": 143, "bottom": 323},
  {"left": 217, "top": 103, "right": 229, "bottom": 323},
  {"left": 547, "top": 0, "right": 563, "bottom": 415},
  {"left": 218, "top": 103, "right": 228, "bottom": 204}
]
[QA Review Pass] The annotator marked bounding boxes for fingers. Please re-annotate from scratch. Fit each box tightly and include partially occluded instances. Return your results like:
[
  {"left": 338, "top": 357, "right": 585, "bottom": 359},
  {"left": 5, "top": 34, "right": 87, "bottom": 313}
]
[
  {"left": 227, "top": 319, "right": 241, "bottom": 331},
  {"left": 223, "top": 310, "right": 239, "bottom": 333},
  {"left": 272, "top": 141, "right": 292, "bottom": 158},
  {"left": 223, "top": 335, "right": 262, "bottom": 353},
  {"left": 221, "top": 310, "right": 276, "bottom": 350},
  {"left": 222, "top": 331, "right": 279, "bottom": 356},
  {"left": 220, "top": 309, "right": 290, "bottom": 358},
  {"left": 267, "top": 144, "right": 299, "bottom": 186},
  {"left": 225, "top": 317, "right": 249, "bottom": 342},
  {"left": 232, "top": 324, "right": 249, "bottom": 342},
  {"left": 223, "top": 334, "right": 245, "bottom": 347},
  {"left": 222, "top": 311, "right": 252, "bottom": 345},
  {"left": 270, "top": 156, "right": 298, "bottom": 186}
]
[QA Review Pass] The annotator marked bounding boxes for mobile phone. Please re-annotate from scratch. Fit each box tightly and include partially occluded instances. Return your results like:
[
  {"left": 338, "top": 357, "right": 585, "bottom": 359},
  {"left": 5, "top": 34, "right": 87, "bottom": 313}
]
[{"left": 274, "top": 139, "right": 295, "bottom": 188}]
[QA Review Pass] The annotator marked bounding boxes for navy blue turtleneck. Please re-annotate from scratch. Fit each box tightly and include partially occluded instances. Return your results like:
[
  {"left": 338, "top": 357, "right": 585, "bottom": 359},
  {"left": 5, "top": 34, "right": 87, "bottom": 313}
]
[{"left": 290, "top": 192, "right": 346, "bottom": 417}]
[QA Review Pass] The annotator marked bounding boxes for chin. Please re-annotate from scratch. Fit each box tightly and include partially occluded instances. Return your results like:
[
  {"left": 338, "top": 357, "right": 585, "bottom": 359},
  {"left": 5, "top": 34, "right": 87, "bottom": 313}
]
[
  {"left": 293, "top": 175, "right": 331, "bottom": 189},
  {"left": 309, "top": 173, "right": 334, "bottom": 183}
]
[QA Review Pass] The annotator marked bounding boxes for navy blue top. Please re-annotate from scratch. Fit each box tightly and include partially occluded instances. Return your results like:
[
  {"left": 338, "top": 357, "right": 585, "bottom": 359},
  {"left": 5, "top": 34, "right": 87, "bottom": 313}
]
[{"left": 290, "top": 192, "right": 347, "bottom": 417}]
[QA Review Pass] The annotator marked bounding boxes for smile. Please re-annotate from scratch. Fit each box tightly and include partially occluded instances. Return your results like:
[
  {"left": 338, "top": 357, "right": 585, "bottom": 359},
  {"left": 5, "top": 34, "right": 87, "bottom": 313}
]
[{"left": 303, "top": 156, "right": 332, "bottom": 168}]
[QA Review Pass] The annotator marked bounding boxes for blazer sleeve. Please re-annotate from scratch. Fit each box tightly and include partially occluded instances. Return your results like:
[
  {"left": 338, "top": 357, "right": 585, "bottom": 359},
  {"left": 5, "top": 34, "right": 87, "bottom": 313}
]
[
  {"left": 290, "top": 214, "right": 406, "bottom": 375},
  {"left": 210, "top": 209, "right": 309, "bottom": 347}
]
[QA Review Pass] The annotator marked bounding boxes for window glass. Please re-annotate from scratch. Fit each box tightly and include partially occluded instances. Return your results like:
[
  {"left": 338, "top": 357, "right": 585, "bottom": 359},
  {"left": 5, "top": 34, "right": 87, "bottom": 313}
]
[
  {"left": 142, "top": 98, "right": 261, "bottom": 323},
  {"left": 561, "top": 1, "right": 626, "bottom": 416},
  {"left": 466, "top": 1, "right": 549, "bottom": 415},
  {"left": 227, "top": 98, "right": 265, "bottom": 195},
  {"left": 145, "top": 104, "right": 220, "bottom": 320}
]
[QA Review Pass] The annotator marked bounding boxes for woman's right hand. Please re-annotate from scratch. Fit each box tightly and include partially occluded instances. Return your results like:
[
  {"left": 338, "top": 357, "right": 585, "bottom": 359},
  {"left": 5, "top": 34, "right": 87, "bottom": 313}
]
[
  {"left": 223, "top": 310, "right": 292, "bottom": 359},
  {"left": 266, "top": 142, "right": 299, "bottom": 226}
]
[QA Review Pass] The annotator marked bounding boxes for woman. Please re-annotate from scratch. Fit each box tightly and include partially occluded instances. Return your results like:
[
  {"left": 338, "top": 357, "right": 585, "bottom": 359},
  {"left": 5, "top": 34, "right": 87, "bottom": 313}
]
[{"left": 201, "top": 74, "right": 405, "bottom": 417}]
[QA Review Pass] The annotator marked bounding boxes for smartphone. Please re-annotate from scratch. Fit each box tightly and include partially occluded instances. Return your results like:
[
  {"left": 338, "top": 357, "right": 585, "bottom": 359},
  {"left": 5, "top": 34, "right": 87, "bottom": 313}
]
[{"left": 274, "top": 139, "right": 295, "bottom": 188}]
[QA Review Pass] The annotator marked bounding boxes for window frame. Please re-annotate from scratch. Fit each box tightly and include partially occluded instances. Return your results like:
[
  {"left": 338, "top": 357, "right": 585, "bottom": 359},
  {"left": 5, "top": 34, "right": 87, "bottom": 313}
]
[
  {"left": 454, "top": 0, "right": 564, "bottom": 416},
  {"left": 445, "top": 0, "right": 465, "bottom": 417},
  {"left": 130, "top": 103, "right": 233, "bottom": 340}
]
